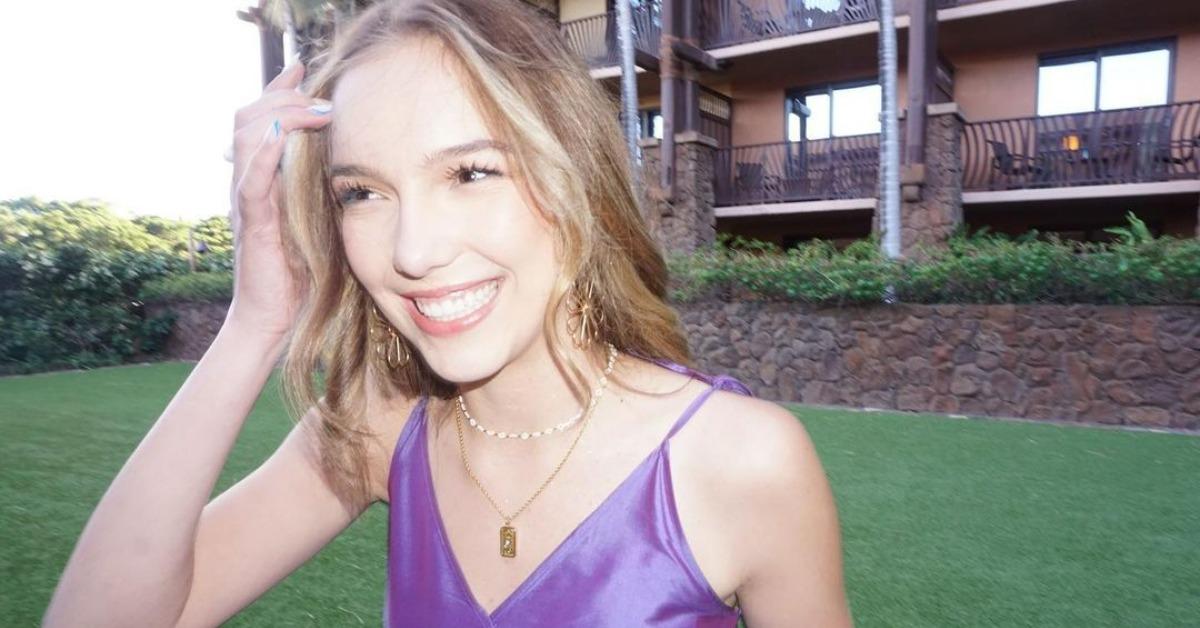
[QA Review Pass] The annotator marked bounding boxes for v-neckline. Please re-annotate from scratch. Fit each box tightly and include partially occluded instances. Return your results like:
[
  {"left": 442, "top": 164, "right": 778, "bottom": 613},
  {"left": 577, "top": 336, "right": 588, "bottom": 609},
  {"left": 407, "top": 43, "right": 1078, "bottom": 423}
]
[{"left": 417, "top": 394, "right": 688, "bottom": 624}]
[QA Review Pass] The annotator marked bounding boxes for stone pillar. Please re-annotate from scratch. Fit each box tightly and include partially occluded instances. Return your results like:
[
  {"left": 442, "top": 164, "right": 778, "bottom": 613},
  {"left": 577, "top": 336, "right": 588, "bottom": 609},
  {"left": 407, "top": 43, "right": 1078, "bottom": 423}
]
[
  {"left": 877, "top": 102, "right": 966, "bottom": 258},
  {"left": 641, "top": 131, "right": 719, "bottom": 254}
]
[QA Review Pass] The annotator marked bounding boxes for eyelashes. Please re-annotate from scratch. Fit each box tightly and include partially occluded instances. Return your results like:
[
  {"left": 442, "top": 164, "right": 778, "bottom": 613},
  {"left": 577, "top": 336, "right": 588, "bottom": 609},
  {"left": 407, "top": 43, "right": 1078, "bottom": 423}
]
[
  {"left": 332, "top": 181, "right": 379, "bottom": 206},
  {"left": 332, "top": 161, "right": 503, "bottom": 207},
  {"left": 447, "top": 161, "right": 502, "bottom": 185}
]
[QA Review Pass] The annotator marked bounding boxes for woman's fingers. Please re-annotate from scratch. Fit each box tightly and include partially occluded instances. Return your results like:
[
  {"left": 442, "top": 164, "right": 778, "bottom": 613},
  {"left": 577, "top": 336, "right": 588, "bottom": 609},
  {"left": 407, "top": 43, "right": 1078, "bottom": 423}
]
[
  {"left": 265, "top": 60, "right": 305, "bottom": 93},
  {"left": 227, "top": 90, "right": 319, "bottom": 162},
  {"left": 224, "top": 62, "right": 316, "bottom": 162},
  {"left": 231, "top": 102, "right": 332, "bottom": 173},
  {"left": 232, "top": 104, "right": 333, "bottom": 224},
  {"left": 233, "top": 88, "right": 315, "bottom": 133},
  {"left": 220, "top": 60, "right": 324, "bottom": 339}
]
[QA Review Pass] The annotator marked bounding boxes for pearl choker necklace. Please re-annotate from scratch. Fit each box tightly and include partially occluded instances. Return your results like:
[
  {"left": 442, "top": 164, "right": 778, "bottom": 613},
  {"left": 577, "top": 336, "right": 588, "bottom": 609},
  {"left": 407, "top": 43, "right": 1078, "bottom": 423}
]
[{"left": 455, "top": 342, "right": 618, "bottom": 440}]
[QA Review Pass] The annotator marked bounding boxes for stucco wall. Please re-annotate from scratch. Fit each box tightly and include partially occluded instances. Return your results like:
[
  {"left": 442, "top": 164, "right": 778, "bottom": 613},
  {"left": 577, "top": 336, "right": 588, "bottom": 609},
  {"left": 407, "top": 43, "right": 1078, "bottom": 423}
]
[
  {"left": 559, "top": 0, "right": 606, "bottom": 22},
  {"left": 945, "top": 2, "right": 1200, "bottom": 121}
]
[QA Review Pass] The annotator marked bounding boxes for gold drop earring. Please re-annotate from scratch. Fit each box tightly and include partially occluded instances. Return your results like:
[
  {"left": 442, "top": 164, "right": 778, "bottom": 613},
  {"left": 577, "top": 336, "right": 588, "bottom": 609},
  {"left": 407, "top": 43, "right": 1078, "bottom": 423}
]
[
  {"left": 370, "top": 304, "right": 412, "bottom": 369},
  {"left": 565, "top": 275, "right": 605, "bottom": 350}
]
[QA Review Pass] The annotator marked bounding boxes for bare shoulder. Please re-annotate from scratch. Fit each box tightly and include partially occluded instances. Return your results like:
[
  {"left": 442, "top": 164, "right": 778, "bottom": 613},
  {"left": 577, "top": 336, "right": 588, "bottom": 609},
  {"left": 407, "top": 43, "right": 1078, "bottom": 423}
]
[
  {"left": 359, "top": 382, "right": 425, "bottom": 504},
  {"left": 693, "top": 390, "right": 813, "bottom": 481},
  {"left": 682, "top": 390, "right": 827, "bottom": 518},
  {"left": 684, "top": 390, "right": 855, "bottom": 626}
]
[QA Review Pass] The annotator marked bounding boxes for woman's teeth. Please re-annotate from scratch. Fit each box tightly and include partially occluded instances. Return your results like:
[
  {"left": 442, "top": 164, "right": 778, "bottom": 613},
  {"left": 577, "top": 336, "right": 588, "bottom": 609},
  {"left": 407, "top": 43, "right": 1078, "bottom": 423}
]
[{"left": 413, "top": 280, "right": 498, "bottom": 321}]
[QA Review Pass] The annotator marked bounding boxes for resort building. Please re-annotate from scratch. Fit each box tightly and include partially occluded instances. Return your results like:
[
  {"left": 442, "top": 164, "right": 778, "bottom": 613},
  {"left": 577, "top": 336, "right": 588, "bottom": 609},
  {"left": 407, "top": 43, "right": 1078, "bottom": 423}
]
[{"left": 541, "top": 0, "right": 1200, "bottom": 253}]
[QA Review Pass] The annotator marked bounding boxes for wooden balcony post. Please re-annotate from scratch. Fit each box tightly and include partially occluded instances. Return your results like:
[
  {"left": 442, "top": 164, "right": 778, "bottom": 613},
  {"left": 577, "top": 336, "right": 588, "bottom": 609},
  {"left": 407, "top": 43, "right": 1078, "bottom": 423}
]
[
  {"left": 680, "top": 0, "right": 700, "bottom": 135},
  {"left": 641, "top": 0, "right": 720, "bottom": 256},
  {"left": 659, "top": 0, "right": 678, "bottom": 200},
  {"left": 236, "top": 1, "right": 286, "bottom": 89},
  {"left": 903, "top": 0, "right": 938, "bottom": 170}
]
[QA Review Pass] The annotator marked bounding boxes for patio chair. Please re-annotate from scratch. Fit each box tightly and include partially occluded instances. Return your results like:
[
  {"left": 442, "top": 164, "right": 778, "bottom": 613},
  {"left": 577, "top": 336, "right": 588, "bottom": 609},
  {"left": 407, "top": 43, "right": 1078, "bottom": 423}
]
[
  {"left": 987, "top": 139, "right": 1045, "bottom": 179},
  {"left": 1154, "top": 133, "right": 1200, "bottom": 167},
  {"left": 826, "top": 145, "right": 875, "bottom": 199},
  {"left": 735, "top": 162, "right": 766, "bottom": 201}
]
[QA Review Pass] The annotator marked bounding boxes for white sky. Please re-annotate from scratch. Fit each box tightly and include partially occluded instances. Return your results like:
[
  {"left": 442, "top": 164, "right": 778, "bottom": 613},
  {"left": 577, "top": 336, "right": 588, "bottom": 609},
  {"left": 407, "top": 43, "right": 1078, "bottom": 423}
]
[
  {"left": 0, "top": 2, "right": 277, "bottom": 222},
  {"left": 0, "top": 3, "right": 1171, "bottom": 220}
]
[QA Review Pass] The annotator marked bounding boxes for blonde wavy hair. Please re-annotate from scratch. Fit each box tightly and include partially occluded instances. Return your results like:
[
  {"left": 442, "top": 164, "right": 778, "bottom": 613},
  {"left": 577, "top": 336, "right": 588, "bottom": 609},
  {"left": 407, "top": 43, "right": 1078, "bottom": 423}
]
[{"left": 277, "top": 0, "right": 693, "bottom": 511}]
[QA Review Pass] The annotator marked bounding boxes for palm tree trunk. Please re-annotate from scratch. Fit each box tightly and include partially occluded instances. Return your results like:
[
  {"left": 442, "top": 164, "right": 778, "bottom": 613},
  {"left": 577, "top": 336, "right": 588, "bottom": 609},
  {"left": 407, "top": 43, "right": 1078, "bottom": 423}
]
[
  {"left": 616, "top": 0, "right": 642, "bottom": 188},
  {"left": 877, "top": 0, "right": 901, "bottom": 261}
]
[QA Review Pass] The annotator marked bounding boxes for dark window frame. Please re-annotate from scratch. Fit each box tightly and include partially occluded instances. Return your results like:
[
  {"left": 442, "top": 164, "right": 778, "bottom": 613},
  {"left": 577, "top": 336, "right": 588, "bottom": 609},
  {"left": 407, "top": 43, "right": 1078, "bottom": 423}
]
[
  {"left": 1034, "top": 37, "right": 1177, "bottom": 116},
  {"left": 784, "top": 76, "right": 880, "bottom": 141},
  {"left": 638, "top": 107, "right": 663, "bottom": 139}
]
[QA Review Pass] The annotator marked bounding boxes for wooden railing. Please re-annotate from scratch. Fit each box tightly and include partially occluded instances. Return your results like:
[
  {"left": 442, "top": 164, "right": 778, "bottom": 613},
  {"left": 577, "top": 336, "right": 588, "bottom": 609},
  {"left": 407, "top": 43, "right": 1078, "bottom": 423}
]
[
  {"left": 963, "top": 101, "right": 1200, "bottom": 191},
  {"left": 713, "top": 134, "right": 889, "bottom": 206},
  {"left": 566, "top": 1, "right": 1015, "bottom": 56},
  {"left": 560, "top": 6, "right": 661, "bottom": 68},
  {"left": 699, "top": 86, "right": 733, "bottom": 148},
  {"left": 699, "top": 0, "right": 879, "bottom": 49}
]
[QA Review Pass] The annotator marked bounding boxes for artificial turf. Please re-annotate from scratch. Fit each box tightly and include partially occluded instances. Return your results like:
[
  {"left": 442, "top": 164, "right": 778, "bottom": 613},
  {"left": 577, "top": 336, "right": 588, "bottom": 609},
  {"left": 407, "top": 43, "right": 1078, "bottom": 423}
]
[{"left": 1, "top": 362, "right": 1196, "bottom": 627}]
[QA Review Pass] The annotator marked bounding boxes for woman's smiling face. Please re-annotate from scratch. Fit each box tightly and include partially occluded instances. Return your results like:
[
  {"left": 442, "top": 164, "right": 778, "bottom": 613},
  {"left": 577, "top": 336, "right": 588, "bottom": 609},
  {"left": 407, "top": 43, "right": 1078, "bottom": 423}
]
[{"left": 328, "top": 36, "right": 563, "bottom": 383}]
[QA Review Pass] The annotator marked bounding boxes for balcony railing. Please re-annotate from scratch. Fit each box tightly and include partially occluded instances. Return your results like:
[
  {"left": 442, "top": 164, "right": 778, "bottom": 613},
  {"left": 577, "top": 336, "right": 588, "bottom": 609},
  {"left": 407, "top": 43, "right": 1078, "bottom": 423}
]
[
  {"left": 963, "top": 101, "right": 1200, "bottom": 191},
  {"left": 700, "top": 0, "right": 878, "bottom": 49},
  {"left": 714, "top": 134, "right": 888, "bottom": 206},
  {"left": 560, "top": 6, "right": 662, "bottom": 68},
  {"left": 700, "top": 86, "right": 733, "bottom": 148}
]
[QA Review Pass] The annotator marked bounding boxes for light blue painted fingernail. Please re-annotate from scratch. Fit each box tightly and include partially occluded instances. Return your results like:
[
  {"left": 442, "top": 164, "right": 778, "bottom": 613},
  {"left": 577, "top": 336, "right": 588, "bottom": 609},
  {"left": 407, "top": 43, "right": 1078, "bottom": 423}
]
[
  {"left": 308, "top": 100, "right": 333, "bottom": 115},
  {"left": 263, "top": 118, "right": 282, "bottom": 143}
]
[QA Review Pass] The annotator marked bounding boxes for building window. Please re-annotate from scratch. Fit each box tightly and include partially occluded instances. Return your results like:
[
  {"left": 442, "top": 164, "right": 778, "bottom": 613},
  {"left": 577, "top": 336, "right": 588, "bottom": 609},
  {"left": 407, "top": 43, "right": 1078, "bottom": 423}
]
[
  {"left": 639, "top": 108, "right": 663, "bottom": 139},
  {"left": 1036, "top": 40, "right": 1172, "bottom": 116},
  {"left": 786, "top": 80, "right": 881, "bottom": 141}
]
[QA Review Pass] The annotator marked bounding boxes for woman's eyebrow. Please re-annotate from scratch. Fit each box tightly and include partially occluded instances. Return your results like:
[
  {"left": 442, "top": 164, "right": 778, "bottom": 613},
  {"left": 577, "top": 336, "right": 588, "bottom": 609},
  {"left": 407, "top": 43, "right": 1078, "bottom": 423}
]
[
  {"left": 328, "top": 163, "right": 385, "bottom": 181},
  {"left": 421, "top": 138, "right": 511, "bottom": 166},
  {"left": 329, "top": 139, "right": 510, "bottom": 180}
]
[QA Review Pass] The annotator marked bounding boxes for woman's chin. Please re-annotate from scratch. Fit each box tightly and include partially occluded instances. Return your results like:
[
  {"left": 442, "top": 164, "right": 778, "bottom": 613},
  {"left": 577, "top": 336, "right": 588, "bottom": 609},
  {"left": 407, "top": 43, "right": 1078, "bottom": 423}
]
[{"left": 418, "top": 348, "right": 505, "bottom": 386}]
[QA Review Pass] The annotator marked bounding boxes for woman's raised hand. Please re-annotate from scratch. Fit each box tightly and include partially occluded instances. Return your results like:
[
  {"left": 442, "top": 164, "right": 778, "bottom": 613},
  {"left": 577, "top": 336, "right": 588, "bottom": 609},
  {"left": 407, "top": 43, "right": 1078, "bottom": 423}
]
[{"left": 225, "top": 61, "right": 333, "bottom": 340}]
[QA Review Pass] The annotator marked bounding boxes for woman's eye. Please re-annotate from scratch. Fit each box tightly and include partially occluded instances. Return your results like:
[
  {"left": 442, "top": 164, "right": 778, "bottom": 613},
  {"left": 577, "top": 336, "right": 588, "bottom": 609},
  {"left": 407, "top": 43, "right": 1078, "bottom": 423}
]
[
  {"left": 334, "top": 183, "right": 380, "bottom": 205},
  {"left": 449, "top": 162, "right": 502, "bottom": 186}
]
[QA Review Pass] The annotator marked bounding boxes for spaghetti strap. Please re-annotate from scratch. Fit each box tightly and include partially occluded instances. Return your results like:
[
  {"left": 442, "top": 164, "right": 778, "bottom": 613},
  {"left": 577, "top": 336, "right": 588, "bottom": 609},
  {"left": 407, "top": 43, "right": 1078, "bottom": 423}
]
[
  {"left": 386, "top": 393, "right": 431, "bottom": 504},
  {"left": 385, "top": 368, "right": 748, "bottom": 626},
  {"left": 666, "top": 373, "right": 754, "bottom": 439}
]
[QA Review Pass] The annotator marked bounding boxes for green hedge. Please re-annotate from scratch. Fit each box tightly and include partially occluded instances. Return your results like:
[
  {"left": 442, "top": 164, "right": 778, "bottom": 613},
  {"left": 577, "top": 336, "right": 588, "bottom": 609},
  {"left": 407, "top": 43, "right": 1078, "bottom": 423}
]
[
  {"left": 5, "top": 210, "right": 1196, "bottom": 375},
  {"left": 138, "top": 213, "right": 1200, "bottom": 308},
  {"left": 1, "top": 197, "right": 235, "bottom": 374},
  {"left": 0, "top": 245, "right": 180, "bottom": 374},
  {"left": 140, "top": 272, "right": 233, "bottom": 302},
  {"left": 668, "top": 213, "right": 1200, "bottom": 306}
]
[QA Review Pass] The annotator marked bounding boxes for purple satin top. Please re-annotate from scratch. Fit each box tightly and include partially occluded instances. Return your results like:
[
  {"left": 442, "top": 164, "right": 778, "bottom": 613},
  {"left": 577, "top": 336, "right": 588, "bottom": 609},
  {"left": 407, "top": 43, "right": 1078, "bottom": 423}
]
[{"left": 382, "top": 361, "right": 754, "bottom": 627}]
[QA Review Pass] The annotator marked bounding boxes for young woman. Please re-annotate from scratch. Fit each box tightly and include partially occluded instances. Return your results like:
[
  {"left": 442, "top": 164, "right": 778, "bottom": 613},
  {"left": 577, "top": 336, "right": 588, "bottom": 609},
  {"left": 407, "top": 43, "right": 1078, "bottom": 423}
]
[{"left": 44, "top": 1, "right": 852, "bottom": 626}]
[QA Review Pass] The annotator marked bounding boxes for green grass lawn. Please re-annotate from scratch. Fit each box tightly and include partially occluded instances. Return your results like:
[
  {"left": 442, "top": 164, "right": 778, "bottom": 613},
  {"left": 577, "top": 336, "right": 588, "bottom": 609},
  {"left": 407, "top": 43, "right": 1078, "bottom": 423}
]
[{"left": 2, "top": 362, "right": 1197, "bottom": 627}]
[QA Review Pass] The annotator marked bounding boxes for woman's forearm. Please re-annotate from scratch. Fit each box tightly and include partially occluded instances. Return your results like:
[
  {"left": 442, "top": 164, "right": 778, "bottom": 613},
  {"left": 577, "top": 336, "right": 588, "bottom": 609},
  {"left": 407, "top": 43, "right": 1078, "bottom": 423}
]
[{"left": 43, "top": 322, "right": 289, "bottom": 628}]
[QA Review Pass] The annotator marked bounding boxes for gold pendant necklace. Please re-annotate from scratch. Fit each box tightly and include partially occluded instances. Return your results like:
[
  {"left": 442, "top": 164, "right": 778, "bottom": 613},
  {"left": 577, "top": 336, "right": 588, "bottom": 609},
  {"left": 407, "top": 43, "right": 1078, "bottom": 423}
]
[{"left": 453, "top": 343, "right": 618, "bottom": 557}]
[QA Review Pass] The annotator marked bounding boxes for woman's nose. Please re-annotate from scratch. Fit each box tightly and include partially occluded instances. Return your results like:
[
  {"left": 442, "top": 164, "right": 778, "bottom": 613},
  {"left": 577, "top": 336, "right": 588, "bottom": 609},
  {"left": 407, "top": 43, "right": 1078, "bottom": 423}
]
[{"left": 390, "top": 194, "right": 461, "bottom": 279}]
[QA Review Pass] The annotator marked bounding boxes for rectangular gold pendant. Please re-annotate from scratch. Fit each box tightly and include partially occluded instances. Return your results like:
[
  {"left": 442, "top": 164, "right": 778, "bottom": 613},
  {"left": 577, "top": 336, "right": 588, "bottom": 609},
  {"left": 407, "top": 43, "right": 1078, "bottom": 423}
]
[{"left": 500, "top": 525, "right": 517, "bottom": 558}]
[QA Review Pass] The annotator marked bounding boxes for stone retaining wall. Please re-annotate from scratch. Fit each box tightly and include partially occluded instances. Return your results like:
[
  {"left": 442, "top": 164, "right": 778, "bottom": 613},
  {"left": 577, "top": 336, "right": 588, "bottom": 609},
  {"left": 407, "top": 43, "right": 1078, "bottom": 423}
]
[
  {"left": 148, "top": 299, "right": 1200, "bottom": 429},
  {"left": 677, "top": 301, "right": 1199, "bottom": 429},
  {"left": 144, "top": 300, "right": 231, "bottom": 362}
]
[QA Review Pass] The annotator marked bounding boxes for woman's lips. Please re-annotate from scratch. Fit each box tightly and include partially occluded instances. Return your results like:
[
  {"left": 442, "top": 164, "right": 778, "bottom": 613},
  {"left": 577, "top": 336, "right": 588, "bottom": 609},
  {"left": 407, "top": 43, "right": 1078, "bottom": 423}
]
[{"left": 403, "top": 277, "right": 502, "bottom": 337}]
